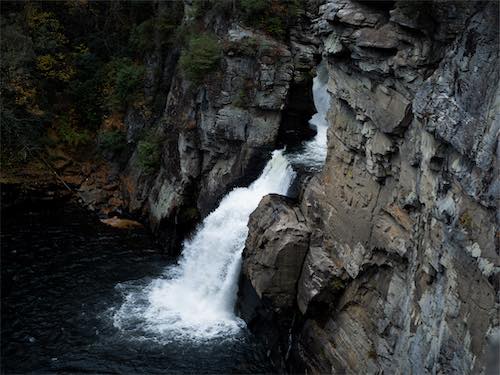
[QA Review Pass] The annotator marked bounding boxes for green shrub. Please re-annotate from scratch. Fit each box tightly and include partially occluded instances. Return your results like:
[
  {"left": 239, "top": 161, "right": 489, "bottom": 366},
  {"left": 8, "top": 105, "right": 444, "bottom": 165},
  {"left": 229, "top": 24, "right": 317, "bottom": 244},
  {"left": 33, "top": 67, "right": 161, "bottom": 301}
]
[
  {"left": 129, "top": 19, "right": 156, "bottom": 52},
  {"left": 99, "top": 130, "right": 127, "bottom": 153},
  {"left": 103, "top": 58, "right": 145, "bottom": 111},
  {"left": 224, "top": 36, "right": 259, "bottom": 56},
  {"left": 240, "top": 0, "right": 267, "bottom": 14},
  {"left": 263, "top": 16, "right": 286, "bottom": 39},
  {"left": 57, "top": 121, "right": 92, "bottom": 147},
  {"left": 114, "top": 63, "right": 144, "bottom": 105},
  {"left": 137, "top": 138, "right": 160, "bottom": 174},
  {"left": 172, "top": 23, "right": 193, "bottom": 46},
  {"left": 129, "top": 14, "right": 179, "bottom": 53},
  {"left": 190, "top": 0, "right": 212, "bottom": 19},
  {"left": 179, "top": 33, "right": 221, "bottom": 83},
  {"left": 190, "top": 0, "right": 233, "bottom": 19},
  {"left": 239, "top": 0, "right": 301, "bottom": 39}
]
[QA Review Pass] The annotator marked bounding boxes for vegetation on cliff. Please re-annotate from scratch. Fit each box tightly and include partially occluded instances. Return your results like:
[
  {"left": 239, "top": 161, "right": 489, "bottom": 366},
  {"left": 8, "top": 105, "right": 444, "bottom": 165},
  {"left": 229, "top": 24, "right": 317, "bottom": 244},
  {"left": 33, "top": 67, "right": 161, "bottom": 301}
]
[
  {"left": 137, "top": 137, "right": 161, "bottom": 174},
  {"left": 179, "top": 33, "right": 222, "bottom": 83},
  {"left": 240, "top": 0, "right": 302, "bottom": 39},
  {"left": 0, "top": 0, "right": 302, "bottom": 173},
  {"left": 190, "top": 0, "right": 302, "bottom": 39},
  {"left": 0, "top": 1, "right": 182, "bottom": 166}
]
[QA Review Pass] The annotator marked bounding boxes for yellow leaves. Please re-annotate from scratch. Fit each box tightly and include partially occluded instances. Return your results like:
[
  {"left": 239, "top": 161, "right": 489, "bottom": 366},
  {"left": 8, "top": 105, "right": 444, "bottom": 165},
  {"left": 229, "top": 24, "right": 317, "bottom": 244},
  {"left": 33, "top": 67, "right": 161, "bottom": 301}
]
[
  {"left": 8, "top": 78, "right": 44, "bottom": 117},
  {"left": 65, "top": 0, "right": 89, "bottom": 8},
  {"left": 26, "top": 6, "right": 55, "bottom": 29},
  {"left": 74, "top": 43, "right": 89, "bottom": 55},
  {"left": 25, "top": 4, "right": 68, "bottom": 47},
  {"left": 36, "top": 53, "right": 75, "bottom": 81},
  {"left": 101, "top": 81, "right": 114, "bottom": 98},
  {"left": 11, "top": 82, "right": 36, "bottom": 106},
  {"left": 29, "top": 106, "right": 45, "bottom": 117},
  {"left": 36, "top": 54, "right": 57, "bottom": 72}
]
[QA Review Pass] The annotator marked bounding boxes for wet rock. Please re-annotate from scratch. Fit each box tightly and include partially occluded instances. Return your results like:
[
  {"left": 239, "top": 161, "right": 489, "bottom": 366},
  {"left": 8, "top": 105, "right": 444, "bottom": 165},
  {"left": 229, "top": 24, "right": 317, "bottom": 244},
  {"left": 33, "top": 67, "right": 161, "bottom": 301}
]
[
  {"left": 241, "top": 194, "right": 310, "bottom": 311},
  {"left": 239, "top": 194, "right": 311, "bottom": 370}
]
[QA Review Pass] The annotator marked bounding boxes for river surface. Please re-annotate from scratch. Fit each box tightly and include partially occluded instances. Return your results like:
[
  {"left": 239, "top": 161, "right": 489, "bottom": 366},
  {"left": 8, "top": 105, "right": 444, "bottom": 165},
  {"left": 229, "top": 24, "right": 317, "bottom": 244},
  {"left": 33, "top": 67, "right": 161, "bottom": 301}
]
[{"left": 1, "top": 200, "right": 273, "bottom": 374}]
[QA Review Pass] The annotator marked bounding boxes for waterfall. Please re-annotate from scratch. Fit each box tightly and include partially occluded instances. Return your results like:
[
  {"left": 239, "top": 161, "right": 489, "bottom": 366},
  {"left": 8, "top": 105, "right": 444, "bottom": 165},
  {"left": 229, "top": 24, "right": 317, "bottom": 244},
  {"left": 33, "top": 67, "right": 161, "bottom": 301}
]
[
  {"left": 286, "top": 62, "right": 330, "bottom": 170},
  {"left": 113, "top": 151, "right": 296, "bottom": 341},
  {"left": 113, "top": 65, "right": 331, "bottom": 342}
]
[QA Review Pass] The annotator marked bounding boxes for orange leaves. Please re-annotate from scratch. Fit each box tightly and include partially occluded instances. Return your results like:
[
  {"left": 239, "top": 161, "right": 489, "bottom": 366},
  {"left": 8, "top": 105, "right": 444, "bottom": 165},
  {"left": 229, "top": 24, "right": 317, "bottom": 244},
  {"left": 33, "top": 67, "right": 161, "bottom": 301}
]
[{"left": 102, "top": 112, "right": 125, "bottom": 131}]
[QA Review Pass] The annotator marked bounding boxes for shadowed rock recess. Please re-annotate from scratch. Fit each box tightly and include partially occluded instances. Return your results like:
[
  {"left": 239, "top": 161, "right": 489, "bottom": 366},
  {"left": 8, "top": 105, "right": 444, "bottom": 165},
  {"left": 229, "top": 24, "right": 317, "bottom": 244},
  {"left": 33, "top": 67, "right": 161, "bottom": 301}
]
[{"left": 238, "top": 0, "right": 499, "bottom": 374}]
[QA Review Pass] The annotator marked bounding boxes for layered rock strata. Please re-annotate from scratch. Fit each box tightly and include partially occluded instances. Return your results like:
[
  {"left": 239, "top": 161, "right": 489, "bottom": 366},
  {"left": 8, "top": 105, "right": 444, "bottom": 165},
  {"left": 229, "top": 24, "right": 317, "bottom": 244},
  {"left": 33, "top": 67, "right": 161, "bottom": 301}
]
[
  {"left": 239, "top": 1, "right": 499, "bottom": 373},
  {"left": 119, "top": 7, "right": 320, "bottom": 251}
]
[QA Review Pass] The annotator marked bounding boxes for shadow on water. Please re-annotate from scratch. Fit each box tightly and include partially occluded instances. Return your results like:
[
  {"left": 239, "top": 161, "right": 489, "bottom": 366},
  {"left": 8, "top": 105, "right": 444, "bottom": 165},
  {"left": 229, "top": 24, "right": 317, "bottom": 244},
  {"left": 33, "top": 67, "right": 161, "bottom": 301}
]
[{"left": 1, "top": 198, "right": 274, "bottom": 374}]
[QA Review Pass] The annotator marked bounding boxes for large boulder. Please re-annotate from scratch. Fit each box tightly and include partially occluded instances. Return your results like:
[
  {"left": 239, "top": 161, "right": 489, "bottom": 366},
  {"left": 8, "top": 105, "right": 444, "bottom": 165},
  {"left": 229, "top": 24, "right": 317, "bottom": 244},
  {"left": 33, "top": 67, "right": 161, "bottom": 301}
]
[
  {"left": 240, "top": 194, "right": 310, "bottom": 315},
  {"left": 238, "top": 194, "right": 310, "bottom": 369}
]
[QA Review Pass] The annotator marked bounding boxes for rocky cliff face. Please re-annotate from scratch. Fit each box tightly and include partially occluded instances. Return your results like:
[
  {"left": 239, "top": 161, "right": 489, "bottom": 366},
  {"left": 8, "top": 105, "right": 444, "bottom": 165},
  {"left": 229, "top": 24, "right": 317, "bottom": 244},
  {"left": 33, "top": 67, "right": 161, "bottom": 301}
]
[
  {"left": 45, "top": 2, "right": 320, "bottom": 251},
  {"left": 239, "top": 0, "right": 499, "bottom": 373},
  {"left": 105, "top": 2, "right": 320, "bottom": 251}
]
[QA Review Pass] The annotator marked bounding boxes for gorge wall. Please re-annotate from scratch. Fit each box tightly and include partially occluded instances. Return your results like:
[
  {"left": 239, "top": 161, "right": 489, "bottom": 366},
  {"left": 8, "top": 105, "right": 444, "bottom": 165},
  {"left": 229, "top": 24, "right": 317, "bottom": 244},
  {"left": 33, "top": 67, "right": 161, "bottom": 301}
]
[
  {"left": 50, "top": 1, "right": 321, "bottom": 253},
  {"left": 4, "top": 1, "right": 498, "bottom": 373},
  {"left": 239, "top": 0, "right": 499, "bottom": 374}
]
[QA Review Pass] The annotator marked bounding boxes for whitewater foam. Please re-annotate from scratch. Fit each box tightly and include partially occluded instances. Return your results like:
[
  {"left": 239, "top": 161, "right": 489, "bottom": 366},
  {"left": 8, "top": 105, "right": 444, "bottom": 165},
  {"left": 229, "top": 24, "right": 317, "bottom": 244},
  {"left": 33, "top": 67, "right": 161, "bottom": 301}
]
[
  {"left": 113, "top": 63, "right": 331, "bottom": 343},
  {"left": 286, "top": 62, "right": 330, "bottom": 170},
  {"left": 113, "top": 151, "right": 296, "bottom": 341}
]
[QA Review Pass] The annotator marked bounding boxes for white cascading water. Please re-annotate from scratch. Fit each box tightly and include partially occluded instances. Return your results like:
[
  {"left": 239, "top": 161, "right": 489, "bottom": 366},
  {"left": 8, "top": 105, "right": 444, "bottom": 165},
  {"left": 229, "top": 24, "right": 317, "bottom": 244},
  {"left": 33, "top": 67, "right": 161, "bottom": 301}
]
[
  {"left": 113, "top": 64, "right": 331, "bottom": 342},
  {"left": 286, "top": 62, "right": 330, "bottom": 170}
]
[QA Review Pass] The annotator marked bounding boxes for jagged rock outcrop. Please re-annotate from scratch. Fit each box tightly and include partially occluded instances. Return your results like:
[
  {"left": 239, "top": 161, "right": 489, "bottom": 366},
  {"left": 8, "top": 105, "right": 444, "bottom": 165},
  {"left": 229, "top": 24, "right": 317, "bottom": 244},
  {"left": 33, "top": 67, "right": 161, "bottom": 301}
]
[
  {"left": 240, "top": 194, "right": 310, "bottom": 314},
  {"left": 240, "top": 1, "right": 499, "bottom": 374},
  {"left": 112, "top": 4, "right": 319, "bottom": 251},
  {"left": 239, "top": 194, "right": 311, "bottom": 369}
]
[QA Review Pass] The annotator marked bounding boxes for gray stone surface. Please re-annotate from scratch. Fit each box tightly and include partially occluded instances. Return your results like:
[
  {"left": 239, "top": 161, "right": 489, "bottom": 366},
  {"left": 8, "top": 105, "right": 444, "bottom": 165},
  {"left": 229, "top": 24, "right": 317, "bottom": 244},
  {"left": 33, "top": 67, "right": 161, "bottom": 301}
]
[
  {"left": 242, "top": 194, "right": 311, "bottom": 310},
  {"left": 116, "top": 16, "right": 319, "bottom": 247},
  {"left": 82, "top": 1, "right": 499, "bottom": 372},
  {"left": 240, "top": 1, "right": 499, "bottom": 374}
]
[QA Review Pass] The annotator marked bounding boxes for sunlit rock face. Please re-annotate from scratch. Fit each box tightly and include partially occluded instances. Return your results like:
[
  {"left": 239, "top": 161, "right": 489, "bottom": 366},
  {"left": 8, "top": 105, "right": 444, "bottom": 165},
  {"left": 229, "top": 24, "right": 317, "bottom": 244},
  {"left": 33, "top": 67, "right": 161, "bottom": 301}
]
[{"left": 240, "top": 0, "right": 499, "bottom": 373}]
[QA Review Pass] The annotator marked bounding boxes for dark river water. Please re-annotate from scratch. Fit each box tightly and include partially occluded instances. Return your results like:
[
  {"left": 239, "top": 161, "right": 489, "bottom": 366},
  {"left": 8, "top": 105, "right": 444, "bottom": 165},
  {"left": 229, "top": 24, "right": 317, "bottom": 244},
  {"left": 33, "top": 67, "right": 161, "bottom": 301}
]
[{"left": 1, "top": 197, "right": 273, "bottom": 374}]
